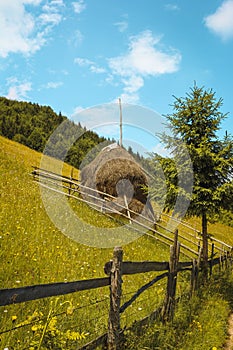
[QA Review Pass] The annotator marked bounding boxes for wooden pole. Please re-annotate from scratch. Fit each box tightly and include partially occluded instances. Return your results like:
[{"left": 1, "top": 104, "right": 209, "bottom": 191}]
[
  {"left": 68, "top": 167, "right": 74, "bottom": 196},
  {"left": 209, "top": 243, "right": 215, "bottom": 276},
  {"left": 123, "top": 195, "right": 132, "bottom": 224},
  {"left": 161, "top": 229, "right": 180, "bottom": 322},
  {"left": 119, "top": 98, "right": 123, "bottom": 147},
  {"left": 107, "top": 247, "right": 123, "bottom": 350},
  {"left": 190, "top": 258, "right": 197, "bottom": 296},
  {"left": 190, "top": 248, "right": 202, "bottom": 296}
]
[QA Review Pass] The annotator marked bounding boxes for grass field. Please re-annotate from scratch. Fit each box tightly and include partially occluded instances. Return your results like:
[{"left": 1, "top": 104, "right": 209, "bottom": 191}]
[
  {"left": 0, "top": 136, "right": 171, "bottom": 349},
  {"left": 0, "top": 135, "right": 232, "bottom": 350}
]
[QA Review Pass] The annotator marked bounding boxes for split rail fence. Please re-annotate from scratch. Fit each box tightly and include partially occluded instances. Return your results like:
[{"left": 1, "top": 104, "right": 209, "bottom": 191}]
[
  {"left": 0, "top": 229, "right": 232, "bottom": 350},
  {"left": 32, "top": 167, "right": 232, "bottom": 259},
  {"left": 1, "top": 166, "right": 229, "bottom": 348}
]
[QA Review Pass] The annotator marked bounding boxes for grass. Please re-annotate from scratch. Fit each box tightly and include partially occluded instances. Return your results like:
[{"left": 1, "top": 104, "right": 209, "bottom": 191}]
[
  {"left": 123, "top": 269, "right": 233, "bottom": 350},
  {"left": 0, "top": 136, "right": 170, "bottom": 349},
  {"left": 0, "top": 135, "right": 232, "bottom": 349}
]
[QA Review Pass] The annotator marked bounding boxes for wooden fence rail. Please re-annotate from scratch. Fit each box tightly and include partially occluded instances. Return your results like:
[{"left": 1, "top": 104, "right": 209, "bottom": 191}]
[
  {"left": 0, "top": 278, "right": 110, "bottom": 307},
  {"left": 32, "top": 167, "right": 231, "bottom": 260},
  {"left": 1, "top": 230, "right": 232, "bottom": 350}
]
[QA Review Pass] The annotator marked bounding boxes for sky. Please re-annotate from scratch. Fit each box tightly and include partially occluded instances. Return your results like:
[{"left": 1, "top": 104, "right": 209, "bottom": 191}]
[{"left": 0, "top": 0, "right": 233, "bottom": 155}]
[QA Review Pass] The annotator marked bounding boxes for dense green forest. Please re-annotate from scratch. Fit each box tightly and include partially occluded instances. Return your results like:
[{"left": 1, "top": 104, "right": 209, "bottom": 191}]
[{"left": 0, "top": 96, "right": 110, "bottom": 169}]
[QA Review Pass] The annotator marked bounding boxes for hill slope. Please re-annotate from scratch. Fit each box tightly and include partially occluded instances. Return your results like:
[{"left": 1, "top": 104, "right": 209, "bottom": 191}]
[
  {"left": 1, "top": 136, "right": 233, "bottom": 349},
  {"left": 0, "top": 136, "right": 171, "bottom": 349}
]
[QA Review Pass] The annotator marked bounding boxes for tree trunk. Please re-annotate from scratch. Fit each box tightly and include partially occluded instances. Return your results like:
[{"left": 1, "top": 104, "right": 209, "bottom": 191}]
[{"left": 202, "top": 211, "right": 208, "bottom": 280}]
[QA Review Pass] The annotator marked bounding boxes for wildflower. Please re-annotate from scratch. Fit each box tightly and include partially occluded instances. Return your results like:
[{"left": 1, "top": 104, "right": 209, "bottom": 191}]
[
  {"left": 11, "top": 315, "right": 17, "bottom": 321},
  {"left": 31, "top": 325, "right": 38, "bottom": 332}
]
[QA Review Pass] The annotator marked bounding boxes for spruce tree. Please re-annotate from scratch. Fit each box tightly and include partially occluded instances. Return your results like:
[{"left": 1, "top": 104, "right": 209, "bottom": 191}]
[{"left": 153, "top": 84, "right": 233, "bottom": 276}]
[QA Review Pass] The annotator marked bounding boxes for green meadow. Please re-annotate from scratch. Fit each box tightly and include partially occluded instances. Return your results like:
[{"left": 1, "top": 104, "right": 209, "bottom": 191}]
[{"left": 1, "top": 135, "right": 233, "bottom": 350}]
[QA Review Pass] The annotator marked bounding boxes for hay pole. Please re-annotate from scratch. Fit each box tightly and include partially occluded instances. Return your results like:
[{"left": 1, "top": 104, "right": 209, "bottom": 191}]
[
  {"left": 119, "top": 98, "right": 123, "bottom": 147},
  {"left": 123, "top": 195, "right": 132, "bottom": 224}
]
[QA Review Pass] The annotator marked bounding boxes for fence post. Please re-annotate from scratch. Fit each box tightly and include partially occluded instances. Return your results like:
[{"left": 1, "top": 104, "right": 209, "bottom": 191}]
[
  {"left": 209, "top": 243, "right": 215, "bottom": 276},
  {"left": 68, "top": 167, "right": 74, "bottom": 196},
  {"left": 161, "top": 229, "right": 180, "bottom": 322},
  {"left": 107, "top": 247, "right": 123, "bottom": 350},
  {"left": 190, "top": 259, "right": 197, "bottom": 296},
  {"left": 190, "top": 248, "right": 202, "bottom": 296},
  {"left": 225, "top": 251, "right": 228, "bottom": 269}
]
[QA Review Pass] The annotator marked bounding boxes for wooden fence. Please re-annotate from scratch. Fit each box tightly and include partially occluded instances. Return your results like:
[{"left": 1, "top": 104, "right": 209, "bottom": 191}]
[
  {"left": 32, "top": 167, "right": 232, "bottom": 258},
  {"left": 0, "top": 229, "right": 232, "bottom": 350}
]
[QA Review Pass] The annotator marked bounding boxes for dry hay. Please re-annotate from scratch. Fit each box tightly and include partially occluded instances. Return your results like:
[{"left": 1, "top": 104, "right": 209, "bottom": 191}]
[{"left": 80, "top": 143, "right": 155, "bottom": 222}]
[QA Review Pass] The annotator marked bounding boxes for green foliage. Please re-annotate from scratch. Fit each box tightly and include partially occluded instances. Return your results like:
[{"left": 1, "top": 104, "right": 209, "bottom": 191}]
[
  {"left": 124, "top": 270, "right": 233, "bottom": 350},
  {"left": 149, "top": 84, "right": 233, "bottom": 269},
  {"left": 154, "top": 83, "right": 233, "bottom": 218},
  {"left": 19, "top": 299, "right": 89, "bottom": 350},
  {"left": 0, "top": 96, "right": 111, "bottom": 169},
  {"left": 0, "top": 97, "right": 64, "bottom": 147}
]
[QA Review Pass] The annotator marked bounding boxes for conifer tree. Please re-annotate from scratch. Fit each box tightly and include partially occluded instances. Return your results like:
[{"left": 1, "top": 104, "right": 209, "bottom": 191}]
[{"left": 152, "top": 84, "right": 233, "bottom": 276}]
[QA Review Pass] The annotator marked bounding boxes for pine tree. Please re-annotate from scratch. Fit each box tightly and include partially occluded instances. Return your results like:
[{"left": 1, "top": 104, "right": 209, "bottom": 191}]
[{"left": 152, "top": 83, "right": 233, "bottom": 277}]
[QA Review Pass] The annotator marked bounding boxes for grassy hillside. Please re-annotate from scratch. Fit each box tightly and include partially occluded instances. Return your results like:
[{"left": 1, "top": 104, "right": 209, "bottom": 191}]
[
  {"left": 0, "top": 136, "right": 172, "bottom": 349},
  {"left": 1, "top": 135, "right": 233, "bottom": 349}
]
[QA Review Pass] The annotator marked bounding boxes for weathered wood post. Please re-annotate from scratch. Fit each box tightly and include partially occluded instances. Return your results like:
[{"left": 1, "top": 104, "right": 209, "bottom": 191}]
[
  {"left": 225, "top": 251, "right": 228, "bottom": 269},
  {"left": 161, "top": 229, "right": 180, "bottom": 322},
  {"left": 190, "top": 248, "right": 202, "bottom": 296},
  {"left": 107, "top": 247, "right": 123, "bottom": 350},
  {"left": 190, "top": 258, "right": 198, "bottom": 296},
  {"left": 68, "top": 167, "right": 74, "bottom": 197},
  {"left": 219, "top": 254, "right": 222, "bottom": 272},
  {"left": 209, "top": 243, "right": 215, "bottom": 276}
]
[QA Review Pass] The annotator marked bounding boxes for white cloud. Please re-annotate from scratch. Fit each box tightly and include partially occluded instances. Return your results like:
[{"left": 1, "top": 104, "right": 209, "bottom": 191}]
[
  {"left": 204, "top": 0, "right": 233, "bottom": 41},
  {"left": 165, "top": 4, "right": 180, "bottom": 11},
  {"left": 42, "top": 0, "right": 64, "bottom": 12},
  {"left": 40, "top": 0, "right": 64, "bottom": 25},
  {"left": 73, "top": 30, "right": 84, "bottom": 45},
  {"left": 109, "top": 31, "right": 181, "bottom": 76},
  {"left": 118, "top": 93, "right": 140, "bottom": 104},
  {"left": 74, "top": 57, "right": 106, "bottom": 74},
  {"left": 6, "top": 80, "right": 32, "bottom": 100},
  {"left": 90, "top": 65, "right": 106, "bottom": 74},
  {"left": 108, "top": 30, "right": 181, "bottom": 102},
  {"left": 39, "top": 13, "right": 62, "bottom": 25},
  {"left": 74, "top": 57, "right": 93, "bottom": 66},
  {"left": 45, "top": 81, "right": 63, "bottom": 89},
  {"left": 114, "top": 21, "right": 128, "bottom": 33},
  {"left": 0, "top": 0, "right": 63, "bottom": 58},
  {"left": 72, "top": 0, "right": 86, "bottom": 14},
  {"left": 122, "top": 75, "right": 144, "bottom": 94}
]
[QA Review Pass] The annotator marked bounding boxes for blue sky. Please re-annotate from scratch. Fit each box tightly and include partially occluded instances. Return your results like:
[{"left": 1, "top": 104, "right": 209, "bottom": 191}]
[{"left": 0, "top": 0, "right": 233, "bottom": 154}]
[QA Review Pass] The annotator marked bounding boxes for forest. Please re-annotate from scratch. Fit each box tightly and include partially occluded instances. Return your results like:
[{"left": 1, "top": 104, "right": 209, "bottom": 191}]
[{"left": 0, "top": 96, "right": 109, "bottom": 169}]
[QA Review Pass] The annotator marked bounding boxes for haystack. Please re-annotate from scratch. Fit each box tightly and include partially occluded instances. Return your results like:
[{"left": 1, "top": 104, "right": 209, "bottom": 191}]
[{"left": 80, "top": 143, "right": 154, "bottom": 221}]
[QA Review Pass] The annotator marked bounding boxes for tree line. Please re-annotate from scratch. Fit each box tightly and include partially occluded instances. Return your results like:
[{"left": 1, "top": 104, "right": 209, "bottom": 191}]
[{"left": 0, "top": 96, "right": 111, "bottom": 169}]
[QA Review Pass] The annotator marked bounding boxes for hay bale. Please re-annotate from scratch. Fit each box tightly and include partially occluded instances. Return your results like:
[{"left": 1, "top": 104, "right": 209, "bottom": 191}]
[{"left": 80, "top": 143, "right": 154, "bottom": 221}]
